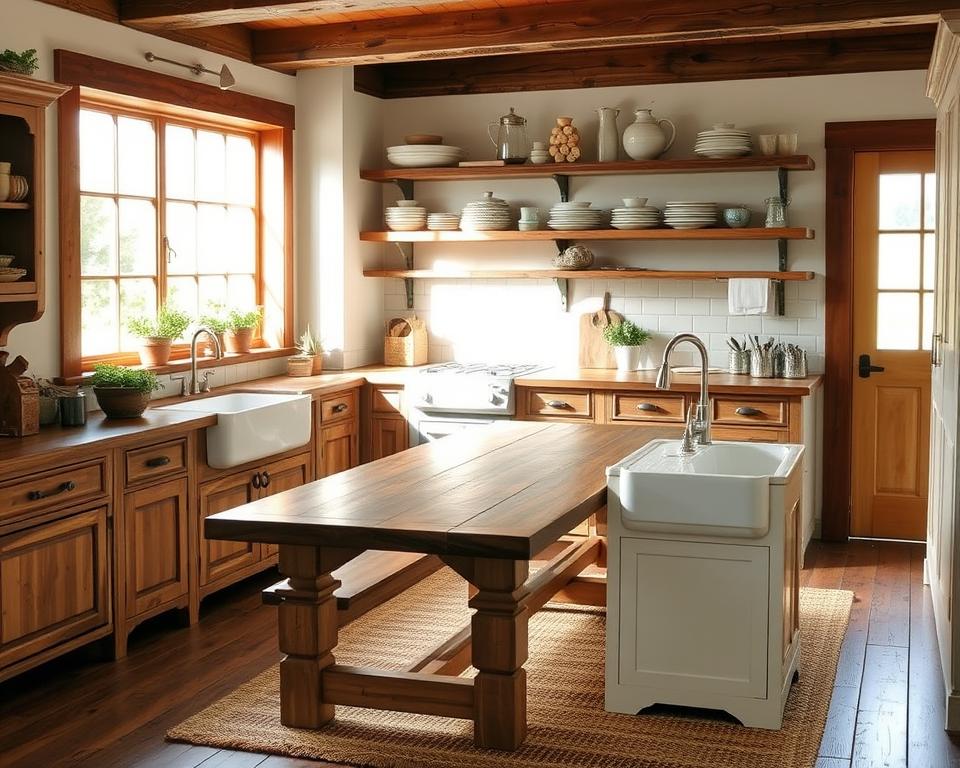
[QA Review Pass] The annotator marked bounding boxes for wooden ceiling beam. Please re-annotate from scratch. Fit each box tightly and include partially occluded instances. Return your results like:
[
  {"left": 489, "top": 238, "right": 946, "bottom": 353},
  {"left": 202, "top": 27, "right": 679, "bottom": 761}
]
[
  {"left": 250, "top": 0, "right": 945, "bottom": 68},
  {"left": 354, "top": 27, "right": 936, "bottom": 98}
]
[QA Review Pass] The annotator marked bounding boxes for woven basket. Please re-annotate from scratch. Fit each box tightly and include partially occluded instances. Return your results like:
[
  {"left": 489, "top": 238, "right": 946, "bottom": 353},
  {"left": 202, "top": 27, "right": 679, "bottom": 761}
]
[
  {"left": 287, "top": 356, "right": 314, "bottom": 377},
  {"left": 384, "top": 317, "right": 428, "bottom": 366}
]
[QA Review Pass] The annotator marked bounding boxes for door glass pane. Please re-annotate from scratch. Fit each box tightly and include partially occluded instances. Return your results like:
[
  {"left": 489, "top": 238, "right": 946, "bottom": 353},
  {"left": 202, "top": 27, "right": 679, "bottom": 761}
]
[
  {"left": 877, "top": 292, "right": 920, "bottom": 350},
  {"left": 923, "top": 292, "right": 934, "bottom": 351},
  {"left": 923, "top": 232, "right": 936, "bottom": 290},
  {"left": 117, "top": 117, "right": 156, "bottom": 197},
  {"left": 197, "top": 204, "right": 228, "bottom": 273},
  {"left": 165, "top": 125, "right": 195, "bottom": 200},
  {"left": 120, "top": 278, "right": 157, "bottom": 348},
  {"left": 226, "top": 135, "right": 256, "bottom": 206},
  {"left": 924, "top": 173, "right": 937, "bottom": 230},
  {"left": 118, "top": 198, "right": 156, "bottom": 275},
  {"left": 167, "top": 276, "right": 198, "bottom": 318},
  {"left": 166, "top": 202, "right": 197, "bottom": 275},
  {"left": 80, "top": 196, "right": 117, "bottom": 276},
  {"left": 226, "top": 206, "right": 256, "bottom": 273},
  {"left": 196, "top": 130, "right": 226, "bottom": 202},
  {"left": 81, "top": 279, "right": 118, "bottom": 355},
  {"left": 879, "top": 173, "right": 921, "bottom": 230},
  {"left": 79, "top": 110, "right": 115, "bottom": 194},
  {"left": 878, "top": 233, "right": 920, "bottom": 290}
]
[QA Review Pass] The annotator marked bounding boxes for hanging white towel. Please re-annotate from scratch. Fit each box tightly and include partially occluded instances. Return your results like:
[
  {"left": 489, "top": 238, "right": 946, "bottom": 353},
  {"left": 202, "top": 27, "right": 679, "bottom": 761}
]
[{"left": 727, "top": 278, "right": 772, "bottom": 315}]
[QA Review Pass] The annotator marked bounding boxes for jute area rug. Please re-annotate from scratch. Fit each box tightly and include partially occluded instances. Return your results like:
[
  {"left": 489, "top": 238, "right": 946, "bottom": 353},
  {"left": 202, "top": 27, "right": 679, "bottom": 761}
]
[{"left": 168, "top": 568, "right": 853, "bottom": 768}]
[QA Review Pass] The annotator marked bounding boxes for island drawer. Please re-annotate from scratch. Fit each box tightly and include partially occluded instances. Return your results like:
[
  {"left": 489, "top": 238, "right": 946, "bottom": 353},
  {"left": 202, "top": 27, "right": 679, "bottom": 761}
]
[
  {"left": 1, "top": 457, "right": 110, "bottom": 526},
  {"left": 712, "top": 397, "right": 789, "bottom": 427},
  {"left": 124, "top": 438, "right": 188, "bottom": 486},
  {"left": 609, "top": 392, "right": 687, "bottom": 423},
  {"left": 525, "top": 388, "right": 594, "bottom": 420},
  {"left": 320, "top": 389, "right": 358, "bottom": 424}
]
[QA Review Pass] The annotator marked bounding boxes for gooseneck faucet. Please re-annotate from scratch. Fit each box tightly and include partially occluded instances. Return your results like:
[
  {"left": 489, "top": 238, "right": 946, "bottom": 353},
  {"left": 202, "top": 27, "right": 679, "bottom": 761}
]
[
  {"left": 189, "top": 326, "right": 223, "bottom": 395},
  {"left": 655, "top": 332, "right": 712, "bottom": 446}
]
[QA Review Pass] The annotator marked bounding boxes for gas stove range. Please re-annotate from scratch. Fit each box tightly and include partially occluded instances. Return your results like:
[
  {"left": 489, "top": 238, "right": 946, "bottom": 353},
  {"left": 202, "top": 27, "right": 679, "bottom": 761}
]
[{"left": 408, "top": 362, "right": 549, "bottom": 416}]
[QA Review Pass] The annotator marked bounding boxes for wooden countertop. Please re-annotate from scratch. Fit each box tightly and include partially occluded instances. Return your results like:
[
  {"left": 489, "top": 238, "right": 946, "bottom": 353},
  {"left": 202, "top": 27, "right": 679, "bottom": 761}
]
[{"left": 206, "top": 421, "right": 677, "bottom": 559}]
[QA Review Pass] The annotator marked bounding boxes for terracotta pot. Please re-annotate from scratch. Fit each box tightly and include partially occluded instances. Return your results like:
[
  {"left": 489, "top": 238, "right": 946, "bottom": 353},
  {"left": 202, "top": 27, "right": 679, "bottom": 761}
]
[
  {"left": 310, "top": 354, "right": 323, "bottom": 375},
  {"left": 93, "top": 387, "right": 151, "bottom": 419},
  {"left": 224, "top": 327, "right": 254, "bottom": 354},
  {"left": 139, "top": 337, "right": 172, "bottom": 367}
]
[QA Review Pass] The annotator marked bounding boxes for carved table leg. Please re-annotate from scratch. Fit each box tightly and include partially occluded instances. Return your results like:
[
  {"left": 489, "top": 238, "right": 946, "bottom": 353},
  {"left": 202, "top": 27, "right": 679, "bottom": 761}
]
[{"left": 276, "top": 544, "right": 357, "bottom": 729}]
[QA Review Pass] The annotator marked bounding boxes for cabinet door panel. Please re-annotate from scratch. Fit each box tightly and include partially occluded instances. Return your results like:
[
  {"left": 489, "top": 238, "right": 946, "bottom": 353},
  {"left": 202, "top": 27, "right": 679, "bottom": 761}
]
[
  {"left": 198, "top": 473, "right": 259, "bottom": 586},
  {"left": 124, "top": 478, "right": 189, "bottom": 617},
  {"left": 0, "top": 506, "right": 110, "bottom": 669},
  {"left": 260, "top": 453, "right": 312, "bottom": 558},
  {"left": 320, "top": 420, "right": 359, "bottom": 478},
  {"left": 371, "top": 416, "right": 408, "bottom": 461}
]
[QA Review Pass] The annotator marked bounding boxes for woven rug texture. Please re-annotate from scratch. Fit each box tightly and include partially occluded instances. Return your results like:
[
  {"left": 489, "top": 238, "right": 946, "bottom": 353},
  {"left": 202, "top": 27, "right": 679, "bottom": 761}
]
[{"left": 168, "top": 568, "right": 853, "bottom": 768}]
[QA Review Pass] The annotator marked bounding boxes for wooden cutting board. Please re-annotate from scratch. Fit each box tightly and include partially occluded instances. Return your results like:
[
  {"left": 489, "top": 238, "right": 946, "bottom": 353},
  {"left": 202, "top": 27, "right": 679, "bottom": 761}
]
[{"left": 578, "top": 292, "right": 623, "bottom": 369}]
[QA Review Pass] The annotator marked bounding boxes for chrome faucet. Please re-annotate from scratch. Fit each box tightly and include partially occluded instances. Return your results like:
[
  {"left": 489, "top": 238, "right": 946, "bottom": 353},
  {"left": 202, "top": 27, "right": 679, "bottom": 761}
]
[
  {"left": 188, "top": 327, "right": 223, "bottom": 395},
  {"left": 656, "top": 332, "right": 712, "bottom": 446}
]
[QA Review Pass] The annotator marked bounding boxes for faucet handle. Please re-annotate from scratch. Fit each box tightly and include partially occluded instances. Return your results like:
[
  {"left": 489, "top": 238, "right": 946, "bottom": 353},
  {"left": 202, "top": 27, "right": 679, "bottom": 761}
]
[
  {"left": 198, "top": 370, "right": 215, "bottom": 393},
  {"left": 169, "top": 374, "right": 187, "bottom": 397}
]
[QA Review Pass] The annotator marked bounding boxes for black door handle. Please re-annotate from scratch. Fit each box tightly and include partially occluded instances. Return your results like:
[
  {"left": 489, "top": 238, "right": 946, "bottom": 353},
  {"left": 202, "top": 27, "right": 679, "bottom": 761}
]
[{"left": 858, "top": 354, "right": 885, "bottom": 378}]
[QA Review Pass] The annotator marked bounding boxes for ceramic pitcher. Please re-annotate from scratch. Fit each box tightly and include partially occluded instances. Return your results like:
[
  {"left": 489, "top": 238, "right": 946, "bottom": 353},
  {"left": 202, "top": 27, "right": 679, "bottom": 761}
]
[
  {"left": 596, "top": 107, "right": 620, "bottom": 162},
  {"left": 622, "top": 108, "right": 677, "bottom": 160}
]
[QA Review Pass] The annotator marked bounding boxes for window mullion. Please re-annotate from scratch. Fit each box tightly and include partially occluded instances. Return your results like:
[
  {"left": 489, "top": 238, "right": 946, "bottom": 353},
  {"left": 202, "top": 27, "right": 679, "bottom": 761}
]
[{"left": 158, "top": 116, "right": 167, "bottom": 308}]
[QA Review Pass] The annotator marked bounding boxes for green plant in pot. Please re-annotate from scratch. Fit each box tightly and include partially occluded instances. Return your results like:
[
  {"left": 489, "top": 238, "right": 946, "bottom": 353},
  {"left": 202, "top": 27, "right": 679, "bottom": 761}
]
[
  {"left": 90, "top": 364, "right": 160, "bottom": 419},
  {"left": 602, "top": 320, "right": 653, "bottom": 372},
  {"left": 0, "top": 49, "right": 39, "bottom": 76},
  {"left": 197, "top": 309, "right": 228, "bottom": 357},
  {"left": 297, "top": 324, "right": 324, "bottom": 375},
  {"left": 127, "top": 305, "right": 193, "bottom": 366},
  {"left": 223, "top": 306, "right": 263, "bottom": 354}
]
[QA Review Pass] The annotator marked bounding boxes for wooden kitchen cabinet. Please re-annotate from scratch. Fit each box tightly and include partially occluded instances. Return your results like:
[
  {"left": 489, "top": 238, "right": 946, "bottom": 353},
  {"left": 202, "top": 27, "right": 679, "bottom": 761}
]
[
  {"left": 259, "top": 453, "right": 313, "bottom": 558},
  {"left": 370, "top": 416, "right": 408, "bottom": 461},
  {"left": 517, "top": 387, "right": 600, "bottom": 421},
  {"left": 362, "top": 384, "right": 408, "bottom": 463},
  {"left": 315, "top": 387, "right": 360, "bottom": 477}
]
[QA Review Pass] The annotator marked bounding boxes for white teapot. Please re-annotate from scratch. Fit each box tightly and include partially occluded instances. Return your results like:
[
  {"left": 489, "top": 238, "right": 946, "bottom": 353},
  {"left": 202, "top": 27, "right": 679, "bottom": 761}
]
[{"left": 622, "top": 108, "right": 677, "bottom": 160}]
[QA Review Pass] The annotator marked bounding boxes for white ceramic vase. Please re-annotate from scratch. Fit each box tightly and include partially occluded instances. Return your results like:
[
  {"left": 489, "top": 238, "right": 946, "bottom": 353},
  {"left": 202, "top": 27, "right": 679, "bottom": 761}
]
[
  {"left": 596, "top": 107, "right": 620, "bottom": 162},
  {"left": 622, "top": 108, "right": 677, "bottom": 160},
  {"left": 614, "top": 345, "right": 643, "bottom": 372}
]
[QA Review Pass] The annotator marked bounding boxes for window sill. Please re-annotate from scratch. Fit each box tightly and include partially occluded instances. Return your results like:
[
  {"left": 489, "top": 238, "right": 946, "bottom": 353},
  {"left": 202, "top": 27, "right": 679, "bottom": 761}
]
[{"left": 58, "top": 346, "right": 299, "bottom": 385}]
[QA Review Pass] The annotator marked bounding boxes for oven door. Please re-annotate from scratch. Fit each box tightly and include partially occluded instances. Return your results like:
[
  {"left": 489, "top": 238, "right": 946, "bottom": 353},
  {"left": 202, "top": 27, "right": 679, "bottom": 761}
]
[{"left": 409, "top": 411, "right": 510, "bottom": 446}]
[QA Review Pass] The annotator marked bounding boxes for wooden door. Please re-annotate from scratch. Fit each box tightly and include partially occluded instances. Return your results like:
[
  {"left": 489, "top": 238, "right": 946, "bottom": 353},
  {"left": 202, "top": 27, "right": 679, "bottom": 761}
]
[
  {"left": 259, "top": 453, "right": 312, "bottom": 558},
  {"left": 319, "top": 420, "right": 359, "bottom": 478},
  {"left": 123, "top": 478, "right": 189, "bottom": 617},
  {"left": 198, "top": 471, "right": 260, "bottom": 586},
  {"left": 851, "top": 151, "right": 935, "bottom": 540},
  {"left": 370, "top": 416, "right": 408, "bottom": 461},
  {"left": 0, "top": 506, "right": 111, "bottom": 670}
]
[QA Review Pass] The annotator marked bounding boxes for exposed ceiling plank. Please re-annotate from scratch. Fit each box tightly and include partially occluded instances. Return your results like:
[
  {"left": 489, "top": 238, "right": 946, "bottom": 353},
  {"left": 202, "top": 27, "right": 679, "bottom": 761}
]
[
  {"left": 119, "top": 0, "right": 456, "bottom": 29},
  {"left": 356, "top": 28, "right": 936, "bottom": 99},
  {"left": 251, "top": 0, "right": 945, "bottom": 68}
]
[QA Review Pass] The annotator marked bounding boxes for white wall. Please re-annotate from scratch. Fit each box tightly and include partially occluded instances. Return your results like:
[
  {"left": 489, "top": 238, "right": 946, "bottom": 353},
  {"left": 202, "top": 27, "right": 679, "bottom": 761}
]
[
  {"left": 374, "top": 71, "right": 935, "bottom": 369},
  {"left": 2, "top": 0, "right": 296, "bottom": 383}
]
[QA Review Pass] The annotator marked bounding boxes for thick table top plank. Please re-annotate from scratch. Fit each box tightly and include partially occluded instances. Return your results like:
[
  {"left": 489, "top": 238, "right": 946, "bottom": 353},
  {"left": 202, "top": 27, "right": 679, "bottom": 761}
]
[{"left": 205, "top": 422, "right": 677, "bottom": 558}]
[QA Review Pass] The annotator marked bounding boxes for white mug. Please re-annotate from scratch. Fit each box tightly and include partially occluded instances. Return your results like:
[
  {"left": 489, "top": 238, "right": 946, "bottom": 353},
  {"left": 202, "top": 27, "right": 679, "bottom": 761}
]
[{"left": 520, "top": 206, "right": 539, "bottom": 222}]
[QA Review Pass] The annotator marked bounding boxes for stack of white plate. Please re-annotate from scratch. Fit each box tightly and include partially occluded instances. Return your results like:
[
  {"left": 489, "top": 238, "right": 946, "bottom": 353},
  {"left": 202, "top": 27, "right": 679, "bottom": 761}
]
[
  {"left": 387, "top": 144, "right": 464, "bottom": 168},
  {"left": 547, "top": 201, "right": 606, "bottom": 231},
  {"left": 663, "top": 201, "right": 718, "bottom": 229},
  {"left": 460, "top": 192, "right": 514, "bottom": 231},
  {"left": 427, "top": 213, "right": 460, "bottom": 231},
  {"left": 610, "top": 205, "right": 662, "bottom": 230},
  {"left": 694, "top": 123, "right": 752, "bottom": 159},
  {"left": 385, "top": 201, "right": 427, "bottom": 231},
  {"left": 0, "top": 267, "right": 27, "bottom": 283}
]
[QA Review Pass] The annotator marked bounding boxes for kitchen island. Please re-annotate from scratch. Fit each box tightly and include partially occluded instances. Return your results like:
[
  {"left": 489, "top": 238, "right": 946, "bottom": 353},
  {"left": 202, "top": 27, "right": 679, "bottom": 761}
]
[{"left": 205, "top": 420, "right": 676, "bottom": 750}]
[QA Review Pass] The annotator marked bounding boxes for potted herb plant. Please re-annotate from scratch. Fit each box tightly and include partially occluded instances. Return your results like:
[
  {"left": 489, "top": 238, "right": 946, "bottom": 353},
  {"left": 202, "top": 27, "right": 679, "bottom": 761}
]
[
  {"left": 90, "top": 364, "right": 160, "bottom": 419},
  {"left": 602, "top": 320, "right": 653, "bottom": 372},
  {"left": 127, "top": 305, "right": 192, "bottom": 366},
  {"left": 198, "top": 309, "right": 228, "bottom": 357},
  {"left": 297, "top": 324, "right": 324, "bottom": 375},
  {"left": 223, "top": 306, "right": 263, "bottom": 354},
  {"left": 0, "top": 49, "right": 39, "bottom": 76}
]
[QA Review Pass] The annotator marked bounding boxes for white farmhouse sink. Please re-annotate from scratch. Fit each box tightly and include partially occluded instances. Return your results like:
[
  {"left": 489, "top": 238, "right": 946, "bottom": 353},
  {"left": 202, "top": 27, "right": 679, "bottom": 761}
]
[
  {"left": 159, "top": 392, "right": 312, "bottom": 469},
  {"left": 607, "top": 439, "right": 804, "bottom": 537}
]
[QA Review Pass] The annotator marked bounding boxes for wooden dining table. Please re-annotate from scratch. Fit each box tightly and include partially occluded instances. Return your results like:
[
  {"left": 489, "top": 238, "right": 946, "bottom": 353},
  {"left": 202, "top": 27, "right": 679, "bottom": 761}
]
[{"left": 205, "top": 421, "right": 674, "bottom": 750}]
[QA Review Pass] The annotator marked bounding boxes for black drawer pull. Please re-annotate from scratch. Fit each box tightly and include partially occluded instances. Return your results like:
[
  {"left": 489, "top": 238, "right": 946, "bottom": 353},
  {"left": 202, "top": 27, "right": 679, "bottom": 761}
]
[
  {"left": 28, "top": 481, "right": 76, "bottom": 501},
  {"left": 145, "top": 456, "right": 171, "bottom": 468},
  {"left": 261, "top": 470, "right": 271, "bottom": 488},
  {"left": 735, "top": 406, "right": 763, "bottom": 417},
  {"left": 636, "top": 402, "right": 660, "bottom": 412},
  {"left": 546, "top": 400, "right": 570, "bottom": 409},
  {"left": 332, "top": 403, "right": 348, "bottom": 413},
  {"left": 252, "top": 472, "right": 262, "bottom": 489}
]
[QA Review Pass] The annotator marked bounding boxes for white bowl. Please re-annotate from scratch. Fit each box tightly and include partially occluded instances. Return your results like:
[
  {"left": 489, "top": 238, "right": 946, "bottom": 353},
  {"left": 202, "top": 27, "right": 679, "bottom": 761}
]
[{"left": 622, "top": 198, "right": 647, "bottom": 208}]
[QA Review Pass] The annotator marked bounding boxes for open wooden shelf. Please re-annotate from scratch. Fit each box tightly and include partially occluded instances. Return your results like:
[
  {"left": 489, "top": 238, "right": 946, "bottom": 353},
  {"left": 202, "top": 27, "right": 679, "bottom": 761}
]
[
  {"left": 360, "top": 155, "right": 815, "bottom": 182},
  {"left": 0, "top": 280, "right": 37, "bottom": 298},
  {"left": 363, "top": 269, "right": 815, "bottom": 281},
  {"left": 361, "top": 227, "right": 813, "bottom": 243},
  {"left": 0, "top": 202, "right": 29, "bottom": 210}
]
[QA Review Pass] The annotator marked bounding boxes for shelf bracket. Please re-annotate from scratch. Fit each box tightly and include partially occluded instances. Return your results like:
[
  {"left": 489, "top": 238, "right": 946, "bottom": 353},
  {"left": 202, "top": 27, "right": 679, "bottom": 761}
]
[
  {"left": 778, "top": 167, "right": 788, "bottom": 203},
  {"left": 392, "top": 179, "right": 415, "bottom": 201},
  {"left": 775, "top": 238, "right": 787, "bottom": 316},
  {"left": 554, "top": 278, "right": 569, "bottom": 312},
  {"left": 395, "top": 242, "right": 415, "bottom": 309},
  {"left": 552, "top": 174, "right": 570, "bottom": 203}
]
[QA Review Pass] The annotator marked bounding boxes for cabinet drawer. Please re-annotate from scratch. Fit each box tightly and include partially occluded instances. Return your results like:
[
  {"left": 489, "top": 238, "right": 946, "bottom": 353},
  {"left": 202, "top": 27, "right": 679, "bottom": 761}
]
[
  {"left": 0, "top": 458, "right": 109, "bottom": 525},
  {"left": 526, "top": 389, "right": 593, "bottom": 419},
  {"left": 320, "top": 389, "right": 358, "bottom": 423},
  {"left": 713, "top": 397, "right": 789, "bottom": 427},
  {"left": 711, "top": 426, "right": 790, "bottom": 444},
  {"left": 124, "top": 438, "right": 187, "bottom": 486},
  {"left": 611, "top": 392, "right": 686, "bottom": 423},
  {"left": 371, "top": 386, "right": 403, "bottom": 414}
]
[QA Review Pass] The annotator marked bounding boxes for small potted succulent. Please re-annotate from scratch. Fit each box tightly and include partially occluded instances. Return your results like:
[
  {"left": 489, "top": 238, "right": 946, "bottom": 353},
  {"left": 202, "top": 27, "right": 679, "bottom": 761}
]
[
  {"left": 603, "top": 320, "right": 653, "bottom": 372},
  {"left": 297, "top": 324, "right": 324, "bottom": 375},
  {"left": 127, "top": 305, "right": 193, "bottom": 366},
  {"left": 223, "top": 306, "right": 263, "bottom": 354},
  {"left": 90, "top": 364, "right": 160, "bottom": 419}
]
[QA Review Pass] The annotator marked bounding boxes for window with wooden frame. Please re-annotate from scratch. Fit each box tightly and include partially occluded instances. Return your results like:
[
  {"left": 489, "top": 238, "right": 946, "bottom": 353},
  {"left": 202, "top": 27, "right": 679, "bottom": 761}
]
[{"left": 55, "top": 50, "right": 294, "bottom": 379}]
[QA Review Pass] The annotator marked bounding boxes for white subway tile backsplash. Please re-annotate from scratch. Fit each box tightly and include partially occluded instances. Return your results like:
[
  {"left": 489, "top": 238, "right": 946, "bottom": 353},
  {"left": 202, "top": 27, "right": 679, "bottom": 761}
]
[
  {"left": 692, "top": 316, "right": 729, "bottom": 333},
  {"left": 659, "top": 315, "right": 694, "bottom": 333},
  {"left": 658, "top": 280, "right": 693, "bottom": 298},
  {"left": 624, "top": 298, "right": 645, "bottom": 315},
  {"left": 727, "top": 316, "right": 764, "bottom": 333},
  {"left": 624, "top": 280, "right": 661, "bottom": 297},
  {"left": 785, "top": 299, "right": 818, "bottom": 318},
  {"left": 709, "top": 299, "right": 731, "bottom": 315},
  {"left": 693, "top": 281, "right": 727, "bottom": 298},
  {"left": 642, "top": 298, "right": 676, "bottom": 315},
  {"left": 761, "top": 316, "right": 799, "bottom": 335},
  {"left": 675, "top": 298, "right": 711, "bottom": 316}
]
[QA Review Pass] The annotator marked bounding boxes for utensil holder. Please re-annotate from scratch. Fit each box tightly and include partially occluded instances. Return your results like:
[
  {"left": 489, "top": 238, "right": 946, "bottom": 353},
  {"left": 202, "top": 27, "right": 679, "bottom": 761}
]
[
  {"left": 783, "top": 353, "right": 808, "bottom": 379},
  {"left": 750, "top": 351, "right": 774, "bottom": 378},
  {"left": 728, "top": 350, "right": 750, "bottom": 375},
  {"left": 773, "top": 350, "right": 785, "bottom": 378}
]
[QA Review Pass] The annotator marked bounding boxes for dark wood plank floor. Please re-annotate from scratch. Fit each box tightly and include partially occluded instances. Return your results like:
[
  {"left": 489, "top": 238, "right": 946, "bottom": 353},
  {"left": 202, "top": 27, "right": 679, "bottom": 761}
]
[{"left": 1, "top": 540, "right": 958, "bottom": 767}]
